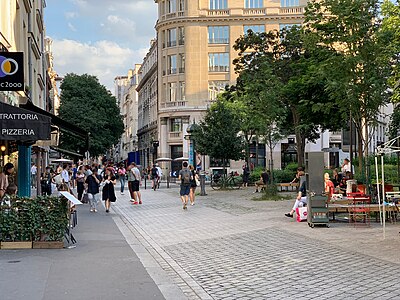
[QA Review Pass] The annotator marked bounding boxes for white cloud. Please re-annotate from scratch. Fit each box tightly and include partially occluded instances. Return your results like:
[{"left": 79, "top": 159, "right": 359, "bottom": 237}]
[
  {"left": 65, "top": 11, "right": 78, "bottom": 19},
  {"left": 51, "top": 39, "right": 148, "bottom": 92},
  {"left": 67, "top": 22, "right": 77, "bottom": 32}
]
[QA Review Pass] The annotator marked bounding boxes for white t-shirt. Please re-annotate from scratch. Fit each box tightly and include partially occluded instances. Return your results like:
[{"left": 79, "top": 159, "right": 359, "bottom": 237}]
[
  {"left": 61, "top": 169, "right": 70, "bottom": 183},
  {"left": 31, "top": 165, "right": 37, "bottom": 175},
  {"left": 132, "top": 167, "right": 141, "bottom": 181},
  {"left": 156, "top": 166, "right": 163, "bottom": 177}
]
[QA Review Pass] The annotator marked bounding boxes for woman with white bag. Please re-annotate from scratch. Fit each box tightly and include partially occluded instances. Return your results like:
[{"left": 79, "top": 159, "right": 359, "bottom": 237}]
[
  {"left": 86, "top": 168, "right": 102, "bottom": 212},
  {"left": 285, "top": 171, "right": 307, "bottom": 218}
]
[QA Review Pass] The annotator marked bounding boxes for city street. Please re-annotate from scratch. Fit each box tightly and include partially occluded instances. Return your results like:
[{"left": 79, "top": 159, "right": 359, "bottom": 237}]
[{"left": 111, "top": 185, "right": 400, "bottom": 300}]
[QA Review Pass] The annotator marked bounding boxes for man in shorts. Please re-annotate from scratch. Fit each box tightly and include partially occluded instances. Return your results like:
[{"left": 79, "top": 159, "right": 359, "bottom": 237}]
[
  {"left": 178, "top": 162, "right": 192, "bottom": 210},
  {"left": 131, "top": 162, "right": 142, "bottom": 205}
]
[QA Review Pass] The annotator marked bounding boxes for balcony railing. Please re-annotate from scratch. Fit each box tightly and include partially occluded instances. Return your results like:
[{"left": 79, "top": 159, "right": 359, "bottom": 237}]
[
  {"left": 168, "top": 68, "right": 177, "bottom": 75},
  {"left": 160, "top": 101, "right": 187, "bottom": 109},
  {"left": 208, "top": 38, "right": 229, "bottom": 44},
  {"left": 243, "top": 8, "right": 266, "bottom": 15},
  {"left": 209, "top": 66, "right": 229, "bottom": 72},
  {"left": 279, "top": 7, "right": 304, "bottom": 14},
  {"left": 167, "top": 40, "right": 177, "bottom": 47},
  {"left": 169, "top": 132, "right": 182, "bottom": 140},
  {"left": 208, "top": 9, "right": 230, "bottom": 16}
]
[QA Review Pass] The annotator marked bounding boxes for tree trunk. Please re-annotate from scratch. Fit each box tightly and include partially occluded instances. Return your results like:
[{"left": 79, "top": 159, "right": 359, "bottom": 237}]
[
  {"left": 357, "top": 127, "right": 363, "bottom": 175},
  {"left": 222, "top": 158, "right": 227, "bottom": 189},
  {"left": 268, "top": 134, "right": 274, "bottom": 183}
]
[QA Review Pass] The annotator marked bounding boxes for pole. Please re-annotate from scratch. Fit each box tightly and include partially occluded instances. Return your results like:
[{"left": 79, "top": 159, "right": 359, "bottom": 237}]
[
  {"left": 349, "top": 112, "right": 353, "bottom": 169},
  {"left": 375, "top": 156, "right": 382, "bottom": 225},
  {"left": 381, "top": 155, "right": 386, "bottom": 239}
]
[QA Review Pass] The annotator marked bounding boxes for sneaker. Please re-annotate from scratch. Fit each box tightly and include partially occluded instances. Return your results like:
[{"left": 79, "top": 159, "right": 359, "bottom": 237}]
[
  {"left": 190, "top": 202, "right": 195, "bottom": 206},
  {"left": 129, "top": 200, "right": 135, "bottom": 202},
  {"left": 132, "top": 202, "right": 138, "bottom": 205},
  {"left": 139, "top": 201, "right": 142, "bottom": 204},
  {"left": 94, "top": 209, "right": 97, "bottom": 213},
  {"left": 90, "top": 208, "right": 94, "bottom": 212},
  {"left": 106, "top": 209, "right": 109, "bottom": 213},
  {"left": 121, "top": 192, "right": 124, "bottom": 195},
  {"left": 183, "top": 203, "right": 187, "bottom": 210},
  {"left": 285, "top": 213, "right": 293, "bottom": 218}
]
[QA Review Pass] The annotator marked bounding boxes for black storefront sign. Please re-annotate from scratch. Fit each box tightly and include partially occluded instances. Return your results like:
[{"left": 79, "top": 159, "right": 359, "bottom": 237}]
[
  {"left": 0, "top": 52, "right": 24, "bottom": 91},
  {"left": 0, "top": 102, "right": 51, "bottom": 141}
]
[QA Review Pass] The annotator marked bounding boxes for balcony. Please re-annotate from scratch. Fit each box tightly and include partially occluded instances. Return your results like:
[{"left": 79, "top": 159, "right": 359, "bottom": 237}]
[
  {"left": 279, "top": 7, "right": 304, "bottom": 14},
  {"left": 167, "top": 40, "right": 177, "bottom": 47},
  {"left": 160, "top": 101, "right": 187, "bottom": 109},
  {"left": 167, "top": 68, "right": 177, "bottom": 75},
  {"left": 209, "top": 66, "right": 229, "bottom": 73},
  {"left": 169, "top": 132, "right": 182, "bottom": 140},
  {"left": 209, "top": 38, "right": 229, "bottom": 44},
  {"left": 160, "top": 10, "right": 186, "bottom": 21},
  {"left": 207, "top": 9, "right": 230, "bottom": 16},
  {"left": 243, "top": 8, "right": 266, "bottom": 15}
]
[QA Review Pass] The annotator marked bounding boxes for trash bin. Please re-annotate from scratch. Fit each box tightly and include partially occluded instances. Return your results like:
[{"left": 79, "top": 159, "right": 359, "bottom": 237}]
[{"left": 307, "top": 195, "right": 329, "bottom": 228}]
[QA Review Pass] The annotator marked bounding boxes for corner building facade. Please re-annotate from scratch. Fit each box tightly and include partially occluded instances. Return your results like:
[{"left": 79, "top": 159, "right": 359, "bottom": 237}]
[{"left": 155, "top": 0, "right": 306, "bottom": 173}]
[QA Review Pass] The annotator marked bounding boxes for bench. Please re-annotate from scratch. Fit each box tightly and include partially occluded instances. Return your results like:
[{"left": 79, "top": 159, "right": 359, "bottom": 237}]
[{"left": 277, "top": 182, "right": 299, "bottom": 192}]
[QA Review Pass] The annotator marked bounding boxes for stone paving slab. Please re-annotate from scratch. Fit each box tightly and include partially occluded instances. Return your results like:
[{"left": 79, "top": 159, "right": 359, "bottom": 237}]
[{"left": 112, "top": 186, "right": 400, "bottom": 299}]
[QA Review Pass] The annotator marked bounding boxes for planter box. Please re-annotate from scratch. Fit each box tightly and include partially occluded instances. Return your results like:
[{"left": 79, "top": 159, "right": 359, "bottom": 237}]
[
  {"left": 0, "top": 241, "right": 32, "bottom": 250},
  {"left": 32, "top": 241, "right": 64, "bottom": 249}
]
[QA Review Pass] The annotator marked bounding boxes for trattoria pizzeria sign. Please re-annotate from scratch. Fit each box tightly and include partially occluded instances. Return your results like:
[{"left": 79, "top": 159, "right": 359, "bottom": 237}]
[{"left": 0, "top": 102, "right": 51, "bottom": 141}]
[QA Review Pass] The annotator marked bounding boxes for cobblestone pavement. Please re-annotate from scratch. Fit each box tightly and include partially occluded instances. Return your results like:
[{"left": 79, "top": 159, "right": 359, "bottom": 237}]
[{"left": 112, "top": 185, "right": 400, "bottom": 300}]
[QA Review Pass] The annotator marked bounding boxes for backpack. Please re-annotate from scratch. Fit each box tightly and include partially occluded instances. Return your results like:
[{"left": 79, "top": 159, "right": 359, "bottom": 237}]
[
  {"left": 182, "top": 169, "right": 191, "bottom": 185},
  {"left": 151, "top": 168, "right": 158, "bottom": 177}
]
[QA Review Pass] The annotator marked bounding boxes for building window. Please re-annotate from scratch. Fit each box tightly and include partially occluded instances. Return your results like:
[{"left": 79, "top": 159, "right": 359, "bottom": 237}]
[
  {"left": 178, "top": 0, "right": 185, "bottom": 11},
  {"left": 279, "top": 23, "right": 301, "bottom": 32},
  {"left": 168, "top": 82, "right": 177, "bottom": 101},
  {"left": 245, "top": 0, "right": 263, "bottom": 8},
  {"left": 167, "top": 28, "right": 177, "bottom": 47},
  {"left": 167, "top": 0, "right": 177, "bottom": 13},
  {"left": 208, "top": 26, "right": 229, "bottom": 44},
  {"left": 178, "top": 27, "right": 185, "bottom": 45},
  {"left": 209, "top": 53, "right": 229, "bottom": 72},
  {"left": 244, "top": 25, "right": 265, "bottom": 33},
  {"left": 170, "top": 118, "right": 182, "bottom": 132},
  {"left": 208, "top": 81, "right": 229, "bottom": 100},
  {"left": 209, "top": 0, "right": 228, "bottom": 10},
  {"left": 179, "top": 81, "right": 186, "bottom": 100},
  {"left": 168, "top": 55, "right": 177, "bottom": 74},
  {"left": 179, "top": 53, "right": 185, "bottom": 73},
  {"left": 281, "top": 0, "right": 299, "bottom": 7}
]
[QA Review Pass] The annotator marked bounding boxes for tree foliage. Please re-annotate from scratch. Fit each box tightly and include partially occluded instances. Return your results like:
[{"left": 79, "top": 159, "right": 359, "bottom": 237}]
[
  {"left": 305, "top": 0, "right": 394, "bottom": 164},
  {"left": 233, "top": 28, "right": 343, "bottom": 166},
  {"left": 193, "top": 99, "right": 244, "bottom": 168},
  {"left": 58, "top": 74, "right": 124, "bottom": 157}
]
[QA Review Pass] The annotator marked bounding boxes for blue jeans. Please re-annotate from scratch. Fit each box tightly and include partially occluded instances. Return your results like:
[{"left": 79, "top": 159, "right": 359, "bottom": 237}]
[{"left": 120, "top": 176, "right": 126, "bottom": 193}]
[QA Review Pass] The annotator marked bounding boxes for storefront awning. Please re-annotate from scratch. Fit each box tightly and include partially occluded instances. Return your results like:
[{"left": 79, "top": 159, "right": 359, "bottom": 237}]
[
  {"left": 0, "top": 101, "right": 51, "bottom": 141},
  {"left": 21, "top": 101, "right": 88, "bottom": 141}
]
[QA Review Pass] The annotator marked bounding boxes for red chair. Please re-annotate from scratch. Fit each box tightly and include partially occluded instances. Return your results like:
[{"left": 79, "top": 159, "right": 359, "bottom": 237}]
[{"left": 348, "top": 195, "right": 371, "bottom": 226}]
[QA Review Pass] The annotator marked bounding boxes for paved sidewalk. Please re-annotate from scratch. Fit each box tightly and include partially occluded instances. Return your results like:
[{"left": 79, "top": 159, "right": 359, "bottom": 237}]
[
  {"left": 0, "top": 203, "right": 165, "bottom": 300},
  {"left": 112, "top": 186, "right": 400, "bottom": 300}
]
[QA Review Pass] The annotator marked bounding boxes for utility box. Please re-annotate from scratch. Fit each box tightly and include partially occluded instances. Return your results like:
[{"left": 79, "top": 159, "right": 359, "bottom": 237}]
[{"left": 305, "top": 152, "right": 325, "bottom": 195}]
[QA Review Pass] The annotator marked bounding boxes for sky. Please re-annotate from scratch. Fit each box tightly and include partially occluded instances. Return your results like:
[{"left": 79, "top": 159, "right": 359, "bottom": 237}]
[{"left": 44, "top": 0, "right": 158, "bottom": 93}]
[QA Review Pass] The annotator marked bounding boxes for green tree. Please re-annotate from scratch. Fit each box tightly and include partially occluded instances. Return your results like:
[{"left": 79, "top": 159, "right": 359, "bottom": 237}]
[
  {"left": 58, "top": 73, "right": 124, "bottom": 157},
  {"left": 381, "top": 0, "right": 400, "bottom": 103},
  {"left": 305, "top": 0, "right": 394, "bottom": 170},
  {"left": 233, "top": 28, "right": 343, "bottom": 167},
  {"left": 193, "top": 99, "right": 244, "bottom": 175}
]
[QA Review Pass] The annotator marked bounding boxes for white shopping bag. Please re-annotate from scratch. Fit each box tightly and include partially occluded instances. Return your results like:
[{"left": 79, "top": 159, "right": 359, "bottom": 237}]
[{"left": 296, "top": 207, "right": 308, "bottom": 222}]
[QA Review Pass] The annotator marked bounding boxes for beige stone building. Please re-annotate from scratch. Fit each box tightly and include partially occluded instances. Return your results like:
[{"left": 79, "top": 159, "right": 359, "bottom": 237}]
[
  {"left": 115, "top": 65, "right": 141, "bottom": 162},
  {"left": 137, "top": 39, "right": 158, "bottom": 168},
  {"left": 154, "top": 0, "right": 306, "bottom": 173}
]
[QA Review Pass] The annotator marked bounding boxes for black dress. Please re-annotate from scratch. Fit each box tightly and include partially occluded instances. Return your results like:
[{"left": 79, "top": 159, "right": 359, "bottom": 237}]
[{"left": 102, "top": 175, "right": 116, "bottom": 202}]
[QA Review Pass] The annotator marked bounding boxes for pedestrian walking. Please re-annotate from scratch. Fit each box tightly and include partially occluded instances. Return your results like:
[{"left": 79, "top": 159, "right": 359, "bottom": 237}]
[
  {"left": 118, "top": 163, "right": 126, "bottom": 195},
  {"left": 86, "top": 168, "right": 102, "bottom": 212},
  {"left": 130, "top": 162, "right": 142, "bottom": 205},
  {"left": 40, "top": 166, "right": 52, "bottom": 196},
  {"left": 179, "top": 162, "right": 192, "bottom": 210},
  {"left": 76, "top": 166, "right": 85, "bottom": 201},
  {"left": 102, "top": 167, "right": 117, "bottom": 213},
  {"left": 189, "top": 165, "right": 198, "bottom": 206},
  {"left": 31, "top": 163, "right": 37, "bottom": 188},
  {"left": 61, "top": 164, "right": 70, "bottom": 187},
  {"left": 127, "top": 162, "right": 136, "bottom": 202}
]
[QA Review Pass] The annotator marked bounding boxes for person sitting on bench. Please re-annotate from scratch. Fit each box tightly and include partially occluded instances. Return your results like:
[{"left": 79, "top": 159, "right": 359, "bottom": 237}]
[
  {"left": 285, "top": 172, "right": 306, "bottom": 218},
  {"left": 254, "top": 169, "right": 270, "bottom": 193}
]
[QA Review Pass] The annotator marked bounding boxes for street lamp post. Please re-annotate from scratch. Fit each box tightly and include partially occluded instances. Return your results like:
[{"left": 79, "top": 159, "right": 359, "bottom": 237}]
[{"left": 0, "top": 145, "right": 6, "bottom": 168}]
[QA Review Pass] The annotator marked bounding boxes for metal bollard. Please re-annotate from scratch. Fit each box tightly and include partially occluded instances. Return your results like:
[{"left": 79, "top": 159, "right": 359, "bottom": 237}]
[
  {"left": 144, "top": 176, "right": 147, "bottom": 190},
  {"left": 167, "top": 175, "right": 170, "bottom": 188},
  {"left": 200, "top": 173, "right": 207, "bottom": 196}
]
